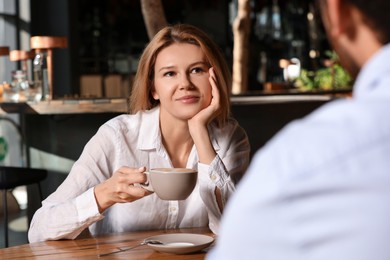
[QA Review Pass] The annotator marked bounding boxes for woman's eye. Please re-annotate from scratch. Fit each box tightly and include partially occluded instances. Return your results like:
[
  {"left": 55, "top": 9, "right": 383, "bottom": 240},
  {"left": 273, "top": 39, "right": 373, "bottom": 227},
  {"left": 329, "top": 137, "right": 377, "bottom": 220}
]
[
  {"left": 163, "top": 71, "right": 175, "bottom": 77},
  {"left": 191, "top": 67, "right": 204, "bottom": 74}
]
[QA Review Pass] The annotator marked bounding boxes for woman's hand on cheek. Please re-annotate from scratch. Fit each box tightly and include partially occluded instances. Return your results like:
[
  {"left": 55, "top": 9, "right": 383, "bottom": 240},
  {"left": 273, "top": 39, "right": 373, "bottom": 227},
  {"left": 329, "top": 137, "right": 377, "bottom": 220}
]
[
  {"left": 188, "top": 67, "right": 221, "bottom": 130},
  {"left": 188, "top": 67, "right": 219, "bottom": 164},
  {"left": 94, "top": 166, "right": 153, "bottom": 213}
]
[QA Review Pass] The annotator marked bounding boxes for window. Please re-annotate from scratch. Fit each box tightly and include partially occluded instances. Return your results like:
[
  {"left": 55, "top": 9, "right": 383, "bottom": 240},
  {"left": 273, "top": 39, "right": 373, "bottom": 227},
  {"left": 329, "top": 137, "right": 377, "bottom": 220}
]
[{"left": 0, "top": 0, "right": 30, "bottom": 84}]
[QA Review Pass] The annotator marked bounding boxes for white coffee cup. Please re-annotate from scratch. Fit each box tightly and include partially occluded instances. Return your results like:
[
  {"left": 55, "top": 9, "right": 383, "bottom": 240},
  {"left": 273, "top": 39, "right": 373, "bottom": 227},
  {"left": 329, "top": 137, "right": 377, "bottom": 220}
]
[{"left": 141, "top": 168, "right": 197, "bottom": 200}]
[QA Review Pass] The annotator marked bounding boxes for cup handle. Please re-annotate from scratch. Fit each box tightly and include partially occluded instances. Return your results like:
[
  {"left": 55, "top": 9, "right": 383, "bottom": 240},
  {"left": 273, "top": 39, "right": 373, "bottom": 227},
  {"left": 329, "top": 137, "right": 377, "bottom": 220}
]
[{"left": 138, "top": 171, "right": 154, "bottom": 192}]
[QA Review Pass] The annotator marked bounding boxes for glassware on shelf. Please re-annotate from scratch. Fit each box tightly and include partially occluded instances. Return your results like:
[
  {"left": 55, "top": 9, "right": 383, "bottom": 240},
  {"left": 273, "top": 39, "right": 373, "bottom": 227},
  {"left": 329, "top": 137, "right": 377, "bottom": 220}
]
[
  {"left": 12, "top": 69, "right": 28, "bottom": 91},
  {"left": 33, "top": 50, "right": 49, "bottom": 101},
  {"left": 30, "top": 36, "right": 68, "bottom": 101},
  {"left": 271, "top": 0, "right": 282, "bottom": 40},
  {"left": 279, "top": 57, "right": 301, "bottom": 83},
  {"left": 3, "top": 70, "right": 40, "bottom": 102},
  {"left": 3, "top": 70, "right": 24, "bottom": 102},
  {"left": 9, "top": 50, "right": 40, "bottom": 102},
  {"left": 2, "top": 82, "right": 18, "bottom": 102}
]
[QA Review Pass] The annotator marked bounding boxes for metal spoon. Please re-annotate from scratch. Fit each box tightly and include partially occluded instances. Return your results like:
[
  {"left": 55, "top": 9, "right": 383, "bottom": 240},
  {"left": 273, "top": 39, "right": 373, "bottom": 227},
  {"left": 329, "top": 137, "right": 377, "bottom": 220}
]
[{"left": 98, "top": 239, "right": 163, "bottom": 257}]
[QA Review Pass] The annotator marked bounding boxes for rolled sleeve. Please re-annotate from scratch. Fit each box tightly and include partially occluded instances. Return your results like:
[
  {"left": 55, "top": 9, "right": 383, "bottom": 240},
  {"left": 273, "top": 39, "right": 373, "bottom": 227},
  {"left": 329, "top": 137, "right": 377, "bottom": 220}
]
[
  {"left": 75, "top": 187, "right": 103, "bottom": 223},
  {"left": 198, "top": 155, "right": 231, "bottom": 189}
]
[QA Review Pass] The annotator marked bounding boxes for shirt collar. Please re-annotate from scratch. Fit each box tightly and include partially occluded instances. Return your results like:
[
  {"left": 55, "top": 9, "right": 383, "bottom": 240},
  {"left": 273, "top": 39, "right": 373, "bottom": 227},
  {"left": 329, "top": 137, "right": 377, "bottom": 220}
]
[
  {"left": 354, "top": 43, "right": 390, "bottom": 98},
  {"left": 137, "top": 106, "right": 160, "bottom": 150}
]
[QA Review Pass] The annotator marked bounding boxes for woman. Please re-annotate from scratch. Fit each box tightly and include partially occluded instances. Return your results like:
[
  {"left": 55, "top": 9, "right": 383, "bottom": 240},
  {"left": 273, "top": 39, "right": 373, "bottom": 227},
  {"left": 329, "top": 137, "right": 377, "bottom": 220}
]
[{"left": 28, "top": 24, "right": 250, "bottom": 242}]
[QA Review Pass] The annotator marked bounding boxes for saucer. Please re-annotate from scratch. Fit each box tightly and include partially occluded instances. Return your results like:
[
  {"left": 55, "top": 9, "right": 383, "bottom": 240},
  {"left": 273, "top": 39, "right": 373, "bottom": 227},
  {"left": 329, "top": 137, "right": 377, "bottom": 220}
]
[{"left": 145, "top": 233, "right": 215, "bottom": 254}]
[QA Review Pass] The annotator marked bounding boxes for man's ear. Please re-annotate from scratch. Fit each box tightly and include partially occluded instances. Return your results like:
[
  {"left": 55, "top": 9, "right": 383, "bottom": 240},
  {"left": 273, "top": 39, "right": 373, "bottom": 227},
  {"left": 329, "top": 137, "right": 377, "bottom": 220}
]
[
  {"left": 326, "top": 0, "right": 343, "bottom": 37},
  {"left": 326, "top": 0, "right": 355, "bottom": 38}
]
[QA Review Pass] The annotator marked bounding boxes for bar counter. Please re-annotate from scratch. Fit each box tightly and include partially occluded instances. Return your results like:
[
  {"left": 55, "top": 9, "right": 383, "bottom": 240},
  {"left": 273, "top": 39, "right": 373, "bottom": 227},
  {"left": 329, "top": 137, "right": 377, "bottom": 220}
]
[
  {"left": 0, "top": 98, "right": 129, "bottom": 114},
  {"left": 0, "top": 95, "right": 331, "bottom": 115}
]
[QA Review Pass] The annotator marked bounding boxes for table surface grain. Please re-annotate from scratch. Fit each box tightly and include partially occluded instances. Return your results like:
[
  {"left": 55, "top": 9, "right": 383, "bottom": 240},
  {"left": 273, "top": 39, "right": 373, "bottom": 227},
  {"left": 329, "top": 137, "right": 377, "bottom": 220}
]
[{"left": 0, "top": 227, "right": 215, "bottom": 259}]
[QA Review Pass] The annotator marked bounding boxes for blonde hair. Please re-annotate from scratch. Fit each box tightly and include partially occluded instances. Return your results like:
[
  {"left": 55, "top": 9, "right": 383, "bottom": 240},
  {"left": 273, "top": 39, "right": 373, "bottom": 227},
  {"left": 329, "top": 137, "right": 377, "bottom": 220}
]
[{"left": 129, "top": 24, "right": 231, "bottom": 127}]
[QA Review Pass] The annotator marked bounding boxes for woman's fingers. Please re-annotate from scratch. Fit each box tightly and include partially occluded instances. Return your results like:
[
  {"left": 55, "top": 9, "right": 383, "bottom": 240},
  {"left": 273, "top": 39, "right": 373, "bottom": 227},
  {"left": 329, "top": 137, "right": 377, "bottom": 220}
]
[
  {"left": 208, "top": 67, "right": 221, "bottom": 115},
  {"left": 95, "top": 166, "right": 152, "bottom": 211},
  {"left": 116, "top": 166, "right": 148, "bottom": 185}
]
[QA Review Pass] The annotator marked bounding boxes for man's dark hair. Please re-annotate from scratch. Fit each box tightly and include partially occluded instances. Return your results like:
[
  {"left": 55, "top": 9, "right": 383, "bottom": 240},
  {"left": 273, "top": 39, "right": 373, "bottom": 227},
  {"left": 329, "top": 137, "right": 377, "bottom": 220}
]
[{"left": 345, "top": 0, "right": 390, "bottom": 43}]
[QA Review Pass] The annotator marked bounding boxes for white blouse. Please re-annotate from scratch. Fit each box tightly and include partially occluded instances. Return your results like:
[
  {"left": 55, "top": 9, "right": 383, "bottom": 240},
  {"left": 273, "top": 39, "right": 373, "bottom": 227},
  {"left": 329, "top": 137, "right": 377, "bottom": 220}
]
[{"left": 28, "top": 106, "right": 250, "bottom": 242}]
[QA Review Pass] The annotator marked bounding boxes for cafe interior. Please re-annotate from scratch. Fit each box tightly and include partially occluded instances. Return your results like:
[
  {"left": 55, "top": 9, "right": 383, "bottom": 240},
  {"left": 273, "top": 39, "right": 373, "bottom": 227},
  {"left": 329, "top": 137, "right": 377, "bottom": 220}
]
[{"left": 0, "top": 0, "right": 352, "bottom": 253}]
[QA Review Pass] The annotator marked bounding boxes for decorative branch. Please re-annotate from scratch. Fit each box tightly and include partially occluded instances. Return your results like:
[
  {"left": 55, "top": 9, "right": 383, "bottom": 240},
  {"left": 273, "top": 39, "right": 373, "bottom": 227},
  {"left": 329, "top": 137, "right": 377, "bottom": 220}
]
[
  {"left": 232, "top": 0, "right": 251, "bottom": 94},
  {"left": 140, "top": 0, "right": 168, "bottom": 40}
]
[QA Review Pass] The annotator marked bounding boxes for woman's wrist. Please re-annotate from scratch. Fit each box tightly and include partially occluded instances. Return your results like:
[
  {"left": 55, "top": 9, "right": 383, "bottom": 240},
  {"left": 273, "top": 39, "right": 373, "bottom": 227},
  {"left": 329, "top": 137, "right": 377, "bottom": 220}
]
[
  {"left": 94, "top": 183, "right": 113, "bottom": 213},
  {"left": 191, "top": 126, "right": 216, "bottom": 164}
]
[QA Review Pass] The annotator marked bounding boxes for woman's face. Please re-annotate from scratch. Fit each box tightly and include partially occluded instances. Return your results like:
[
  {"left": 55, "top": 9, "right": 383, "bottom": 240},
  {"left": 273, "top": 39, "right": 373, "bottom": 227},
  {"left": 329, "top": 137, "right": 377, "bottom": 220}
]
[{"left": 152, "top": 43, "right": 212, "bottom": 122}]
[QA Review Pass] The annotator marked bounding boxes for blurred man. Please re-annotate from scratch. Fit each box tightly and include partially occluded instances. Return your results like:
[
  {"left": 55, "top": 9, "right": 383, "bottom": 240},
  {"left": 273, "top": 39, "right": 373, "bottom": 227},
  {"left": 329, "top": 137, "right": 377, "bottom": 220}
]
[{"left": 208, "top": 0, "right": 390, "bottom": 259}]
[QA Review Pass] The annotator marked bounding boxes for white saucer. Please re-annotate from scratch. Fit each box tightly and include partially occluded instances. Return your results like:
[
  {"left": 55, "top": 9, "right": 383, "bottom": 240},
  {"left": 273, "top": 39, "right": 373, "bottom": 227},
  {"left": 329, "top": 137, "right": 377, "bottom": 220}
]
[{"left": 145, "top": 233, "right": 215, "bottom": 254}]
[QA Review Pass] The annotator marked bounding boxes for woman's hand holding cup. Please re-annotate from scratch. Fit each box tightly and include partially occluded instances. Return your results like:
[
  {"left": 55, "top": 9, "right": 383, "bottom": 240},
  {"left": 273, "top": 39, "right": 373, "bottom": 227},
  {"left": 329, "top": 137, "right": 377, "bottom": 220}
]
[{"left": 94, "top": 166, "right": 153, "bottom": 213}]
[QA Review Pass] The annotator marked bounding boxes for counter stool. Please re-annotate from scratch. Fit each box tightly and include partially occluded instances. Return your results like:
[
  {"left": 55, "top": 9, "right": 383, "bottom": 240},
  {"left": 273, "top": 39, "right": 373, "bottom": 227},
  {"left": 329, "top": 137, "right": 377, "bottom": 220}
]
[
  {"left": 0, "top": 46, "right": 9, "bottom": 56},
  {"left": 30, "top": 36, "right": 68, "bottom": 100},
  {"left": 0, "top": 166, "right": 47, "bottom": 248},
  {"left": 9, "top": 50, "right": 35, "bottom": 73}
]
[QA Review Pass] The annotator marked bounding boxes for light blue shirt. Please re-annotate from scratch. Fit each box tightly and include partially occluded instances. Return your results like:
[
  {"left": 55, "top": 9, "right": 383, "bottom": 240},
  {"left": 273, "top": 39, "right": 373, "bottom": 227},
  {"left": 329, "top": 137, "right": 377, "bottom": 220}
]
[{"left": 208, "top": 44, "right": 390, "bottom": 260}]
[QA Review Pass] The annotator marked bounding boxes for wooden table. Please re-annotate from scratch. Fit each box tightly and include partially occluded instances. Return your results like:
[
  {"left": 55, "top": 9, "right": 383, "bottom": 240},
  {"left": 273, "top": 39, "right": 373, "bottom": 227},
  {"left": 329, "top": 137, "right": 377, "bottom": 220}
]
[
  {"left": 0, "top": 227, "right": 215, "bottom": 259},
  {"left": 0, "top": 98, "right": 129, "bottom": 115}
]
